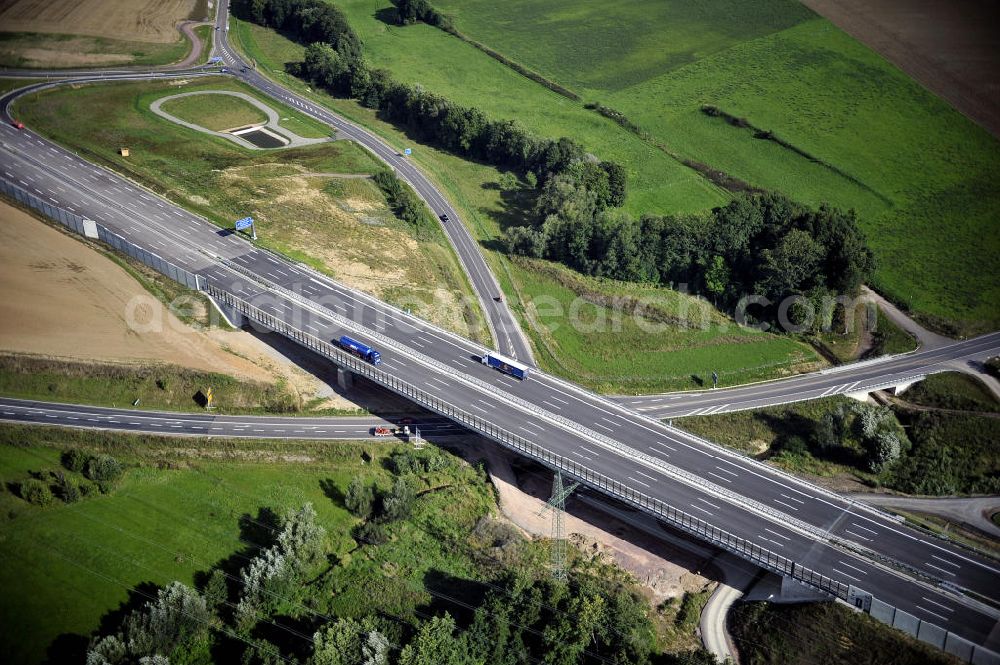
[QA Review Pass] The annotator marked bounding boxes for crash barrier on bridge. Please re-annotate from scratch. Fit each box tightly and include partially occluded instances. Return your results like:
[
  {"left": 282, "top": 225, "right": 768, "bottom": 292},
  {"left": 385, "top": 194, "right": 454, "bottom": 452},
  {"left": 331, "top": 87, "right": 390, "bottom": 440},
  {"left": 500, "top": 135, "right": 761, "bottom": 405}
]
[
  {"left": 0, "top": 178, "right": 201, "bottom": 291},
  {"left": 203, "top": 283, "right": 851, "bottom": 593}
]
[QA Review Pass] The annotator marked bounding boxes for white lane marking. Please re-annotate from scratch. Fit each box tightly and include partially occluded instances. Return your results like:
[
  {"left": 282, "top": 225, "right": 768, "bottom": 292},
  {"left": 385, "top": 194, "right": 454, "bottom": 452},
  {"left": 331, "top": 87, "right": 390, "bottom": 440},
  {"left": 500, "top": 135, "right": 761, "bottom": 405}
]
[
  {"left": 697, "top": 497, "right": 722, "bottom": 510},
  {"left": 593, "top": 422, "right": 614, "bottom": 432},
  {"left": 837, "top": 560, "right": 869, "bottom": 575},
  {"left": 650, "top": 444, "right": 673, "bottom": 457},
  {"left": 634, "top": 470, "right": 658, "bottom": 483},
  {"left": 707, "top": 471, "right": 732, "bottom": 483},
  {"left": 541, "top": 399, "right": 563, "bottom": 410},
  {"left": 628, "top": 476, "right": 651, "bottom": 488},
  {"left": 758, "top": 535, "right": 784, "bottom": 547},
  {"left": 915, "top": 606, "right": 951, "bottom": 623},
  {"left": 578, "top": 445, "right": 601, "bottom": 457},
  {"left": 779, "top": 493, "right": 805, "bottom": 504},
  {"left": 773, "top": 498, "right": 799, "bottom": 511},
  {"left": 930, "top": 554, "right": 960, "bottom": 569},
  {"left": 920, "top": 596, "right": 954, "bottom": 613},
  {"left": 845, "top": 529, "right": 872, "bottom": 542},
  {"left": 714, "top": 465, "right": 738, "bottom": 477},
  {"left": 925, "top": 563, "right": 957, "bottom": 577},
  {"left": 764, "top": 527, "right": 790, "bottom": 540},
  {"left": 691, "top": 503, "right": 714, "bottom": 516},
  {"left": 571, "top": 450, "right": 593, "bottom": 461},
  {"left": 851, "top": 523, "right": 878, "bottom": 535},
  {"left": 831, "top": 567, "right": 860, "bottom": 582}
]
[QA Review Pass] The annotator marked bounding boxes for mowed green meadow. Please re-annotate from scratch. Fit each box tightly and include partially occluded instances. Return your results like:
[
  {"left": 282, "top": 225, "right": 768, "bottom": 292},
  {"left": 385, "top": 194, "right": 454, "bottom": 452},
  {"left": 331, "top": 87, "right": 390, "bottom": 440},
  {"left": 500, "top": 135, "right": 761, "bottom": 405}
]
[
  {"left": 370, "top": 0, "right": 1000, "bottom": 334},
  {"left": 232, "top": 17, "right": 824, "bottom": 393},
  {"left": 0, "top": 436, "right": 360, "bottom": 664}
]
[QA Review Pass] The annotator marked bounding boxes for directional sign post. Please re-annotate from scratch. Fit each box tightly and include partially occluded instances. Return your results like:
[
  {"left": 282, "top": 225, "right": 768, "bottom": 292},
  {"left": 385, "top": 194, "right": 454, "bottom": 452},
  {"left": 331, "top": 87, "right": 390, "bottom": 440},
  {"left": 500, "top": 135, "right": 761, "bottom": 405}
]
[{"left": 235, "top": 216, "right": 256, "bottom": 240}]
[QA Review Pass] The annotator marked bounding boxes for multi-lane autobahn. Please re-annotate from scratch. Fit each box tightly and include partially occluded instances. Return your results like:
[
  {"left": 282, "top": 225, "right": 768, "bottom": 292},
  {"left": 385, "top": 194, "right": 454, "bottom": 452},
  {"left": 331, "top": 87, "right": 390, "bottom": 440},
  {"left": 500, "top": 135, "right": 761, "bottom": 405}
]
[{"left": 1, "top": 6, "right": 998, "bottom": 658}]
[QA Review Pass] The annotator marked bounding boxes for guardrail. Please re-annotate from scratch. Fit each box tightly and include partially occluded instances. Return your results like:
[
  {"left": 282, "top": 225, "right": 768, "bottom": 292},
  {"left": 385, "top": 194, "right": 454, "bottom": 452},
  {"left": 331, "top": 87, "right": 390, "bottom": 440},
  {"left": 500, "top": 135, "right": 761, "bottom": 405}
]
[
  {"left": 204, "top": 281, "right": 852, "bottom": 601},
  {"left": 0, "top": 178, "right": 201, "bottom": 290}
]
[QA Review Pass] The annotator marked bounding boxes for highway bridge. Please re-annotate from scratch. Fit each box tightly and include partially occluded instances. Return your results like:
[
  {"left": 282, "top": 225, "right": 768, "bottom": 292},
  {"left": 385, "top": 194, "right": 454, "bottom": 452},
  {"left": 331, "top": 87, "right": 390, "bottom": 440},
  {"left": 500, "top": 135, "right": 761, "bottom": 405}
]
[{"left": 0, "top": 6, "right": 997, "bottom": 661}]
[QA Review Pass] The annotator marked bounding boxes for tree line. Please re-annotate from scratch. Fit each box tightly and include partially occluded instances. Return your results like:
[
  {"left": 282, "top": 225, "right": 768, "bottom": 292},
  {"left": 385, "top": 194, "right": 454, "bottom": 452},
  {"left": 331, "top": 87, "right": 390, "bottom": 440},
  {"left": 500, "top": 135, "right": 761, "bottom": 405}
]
[
  {"left": 232, "top": 0, "right": 625, "bottom": 213},
  {"left": 507, "top": 190, "right": 875, "bottom": 331}
]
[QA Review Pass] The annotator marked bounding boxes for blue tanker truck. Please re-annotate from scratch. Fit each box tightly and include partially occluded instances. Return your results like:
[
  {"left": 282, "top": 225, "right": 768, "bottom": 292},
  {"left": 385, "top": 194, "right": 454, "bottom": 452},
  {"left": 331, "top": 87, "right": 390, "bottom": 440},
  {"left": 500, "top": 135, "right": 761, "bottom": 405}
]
[{"left": 339, "top": 335, "right": 382, "bottom": 365}]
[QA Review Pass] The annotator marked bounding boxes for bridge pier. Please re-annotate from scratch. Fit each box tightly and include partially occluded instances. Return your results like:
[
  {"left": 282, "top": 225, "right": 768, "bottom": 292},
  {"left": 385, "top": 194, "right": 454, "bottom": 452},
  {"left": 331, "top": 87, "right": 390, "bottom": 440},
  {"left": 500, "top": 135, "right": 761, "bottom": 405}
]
[
  {"left": 206, "top": 294, "right": 245, "bottom": 328},
  {"left": 337, "top": 367, "right": 354, "bottom": 390},
  {"left": 891, "top": 379, "right": 918, "bottom": 396},
  {"left": 845, "top": 390, "right": 872, "bottom": 403}
]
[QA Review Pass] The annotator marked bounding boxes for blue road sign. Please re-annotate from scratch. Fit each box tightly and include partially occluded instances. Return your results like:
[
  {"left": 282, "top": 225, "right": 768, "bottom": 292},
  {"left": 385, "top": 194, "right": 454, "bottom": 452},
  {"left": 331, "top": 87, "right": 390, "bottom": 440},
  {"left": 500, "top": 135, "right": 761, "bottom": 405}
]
[
  {"left": 404, "top": 148, "right": 412, "bottom": 156},
  {"left": 235, "top": 216, "right": 254, "bottom": 231}
]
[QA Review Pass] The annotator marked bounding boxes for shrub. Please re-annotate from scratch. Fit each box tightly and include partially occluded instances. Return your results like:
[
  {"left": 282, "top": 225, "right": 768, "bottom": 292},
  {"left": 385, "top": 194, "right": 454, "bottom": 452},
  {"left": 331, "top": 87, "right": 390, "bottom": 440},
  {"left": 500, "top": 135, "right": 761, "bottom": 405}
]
[
  {"left": 353, "top": 520, "right": 390, "bottom": 545},
  {"left": 61, "top": 448, "right": 88, "bottom": 473},
  {"left": 345, "top": 477, "right": 374, "bottom": 519},
  {"left": 84, "top": 455, "right": 123, "bottom": 483},
  {"left": 19, "top": 478, "right": 53, "bottom": 506}
]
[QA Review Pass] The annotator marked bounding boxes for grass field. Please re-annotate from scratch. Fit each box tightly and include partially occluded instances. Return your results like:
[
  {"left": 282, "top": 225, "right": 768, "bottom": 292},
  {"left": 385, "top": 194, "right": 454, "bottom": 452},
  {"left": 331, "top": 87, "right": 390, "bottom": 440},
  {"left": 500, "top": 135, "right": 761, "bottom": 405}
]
[
  {"left": 509, "top": 258, "right": 821, "bottom": 393},
  {"left": 231, "top": 21, "right": 825, "bottom": 393},
  {"left": 331, "top": 3, "right": 726, "bottom": 218},
  {"left": 13, "top": 77, "right": 487, "bottom": 341},
  {"left": 396, "top": 0, "right": 1000, "bottom": 334},
  {"left": 161, "top": 92, "right": 268, "bottom": 131},
  {"left": 0, "top": 426, "right": 403, "bottom": 664}
]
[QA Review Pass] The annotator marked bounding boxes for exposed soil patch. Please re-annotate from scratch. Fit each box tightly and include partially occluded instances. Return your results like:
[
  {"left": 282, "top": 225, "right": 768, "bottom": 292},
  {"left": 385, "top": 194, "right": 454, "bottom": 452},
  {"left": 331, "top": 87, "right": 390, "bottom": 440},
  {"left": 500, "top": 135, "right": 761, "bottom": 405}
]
[
  {"left": 802, "top": 0, "right": 1000, "bottom": 138},
  {"left": 0, "top": 201, "right": 371, "bottom": 411},
  {"left": 0, "top": 0, "right": 197, "bottom": 43}
]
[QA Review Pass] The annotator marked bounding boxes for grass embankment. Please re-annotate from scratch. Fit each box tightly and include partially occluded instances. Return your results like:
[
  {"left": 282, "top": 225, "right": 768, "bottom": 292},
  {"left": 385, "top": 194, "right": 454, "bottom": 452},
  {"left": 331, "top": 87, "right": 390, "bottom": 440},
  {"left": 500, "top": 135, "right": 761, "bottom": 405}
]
[
  {"left": 0, "top": 77, "right": 44, "bottom": 96},
  {"left": 429, "top": 0, "right": 1000, "bottom": 335},
  {"left": 231, "top": 18, "right": 823, "bottom": 393},
  {"left": 0, "top": 354, "right": 301, "bottom": 414},
  {"left": 902, "top": 372, "right": 999, "bottom": 413},
  {"left": 730, "top": 601, "right": 958, "bottom": 665},
  {"left": 160, "top": 92, "right": 268, "bottom": 131},
  {"left": 0, "top": 424, "right": 704, "bottom": 664},
  {"left": 807, "top": 304, "right": 916, "bottom": 365},
  {"left": 13, "top": 77, "right": 487, "bottom": 341},
  {"left": 681, "top": 378, "right": 1000, "bottom": 495}
]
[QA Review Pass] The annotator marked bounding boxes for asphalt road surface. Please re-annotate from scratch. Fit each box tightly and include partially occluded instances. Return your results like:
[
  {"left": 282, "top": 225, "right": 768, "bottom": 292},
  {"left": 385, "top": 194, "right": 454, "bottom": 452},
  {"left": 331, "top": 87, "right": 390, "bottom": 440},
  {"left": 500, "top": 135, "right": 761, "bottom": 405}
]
[
  {"left": 0, "top": 397, "right": 465, "bottom": 439},
  {"left": 619, "top": 333, "right": 1000, "bottom": 418}
]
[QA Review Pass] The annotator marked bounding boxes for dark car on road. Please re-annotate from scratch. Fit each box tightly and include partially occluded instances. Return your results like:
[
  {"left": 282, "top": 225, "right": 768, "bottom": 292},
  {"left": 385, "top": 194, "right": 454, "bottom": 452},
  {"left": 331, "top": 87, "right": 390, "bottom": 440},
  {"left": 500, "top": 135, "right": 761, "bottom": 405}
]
[{"left": 439, "top": 213, "right": 449, "bottom": 222}]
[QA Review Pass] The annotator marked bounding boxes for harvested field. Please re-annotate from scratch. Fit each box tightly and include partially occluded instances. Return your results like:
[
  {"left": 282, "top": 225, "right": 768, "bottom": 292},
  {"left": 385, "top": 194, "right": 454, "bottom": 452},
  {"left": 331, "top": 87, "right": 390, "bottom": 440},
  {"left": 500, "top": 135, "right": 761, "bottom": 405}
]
[
  {"left": 802, "top": 0, "right": 1000, "bottom": 138},
  {"left": 0, "top": 200, "right": 372, "bottom": 412},
  {"left": 0, "top": 0, "right": 197, "bottom": 43}
]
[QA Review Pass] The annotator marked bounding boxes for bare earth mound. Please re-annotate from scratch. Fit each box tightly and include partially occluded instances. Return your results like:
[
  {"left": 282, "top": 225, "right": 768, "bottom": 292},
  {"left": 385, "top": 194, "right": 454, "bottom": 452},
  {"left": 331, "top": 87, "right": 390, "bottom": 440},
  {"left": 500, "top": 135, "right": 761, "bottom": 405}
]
[
  {"left": 802, "top": 0, "right": 1000, "bottom": 138},
  {"left": 0, "top": 0, "right": 196, "bottom": 43}
]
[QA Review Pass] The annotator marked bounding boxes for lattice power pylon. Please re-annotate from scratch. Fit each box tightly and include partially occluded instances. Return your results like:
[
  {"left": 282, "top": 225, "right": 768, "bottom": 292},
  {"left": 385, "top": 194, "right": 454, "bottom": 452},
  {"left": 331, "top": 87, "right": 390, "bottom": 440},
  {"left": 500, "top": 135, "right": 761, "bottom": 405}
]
[{"left": 538, "top": 470, "right": 579, "bottom": 581}]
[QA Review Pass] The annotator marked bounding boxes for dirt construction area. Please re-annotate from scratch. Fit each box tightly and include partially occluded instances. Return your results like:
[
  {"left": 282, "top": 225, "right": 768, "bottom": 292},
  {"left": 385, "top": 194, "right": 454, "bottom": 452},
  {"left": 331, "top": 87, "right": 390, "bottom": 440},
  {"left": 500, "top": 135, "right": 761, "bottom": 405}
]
[
  {"left": 0, "top": 201, "right": 377, "bottom": 411},
  {"left": 0, "top": 0, "right": 197, "bottom": 43},
  {"left": 802, "top": 0, "right": 1000, "bottom": 138}
]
